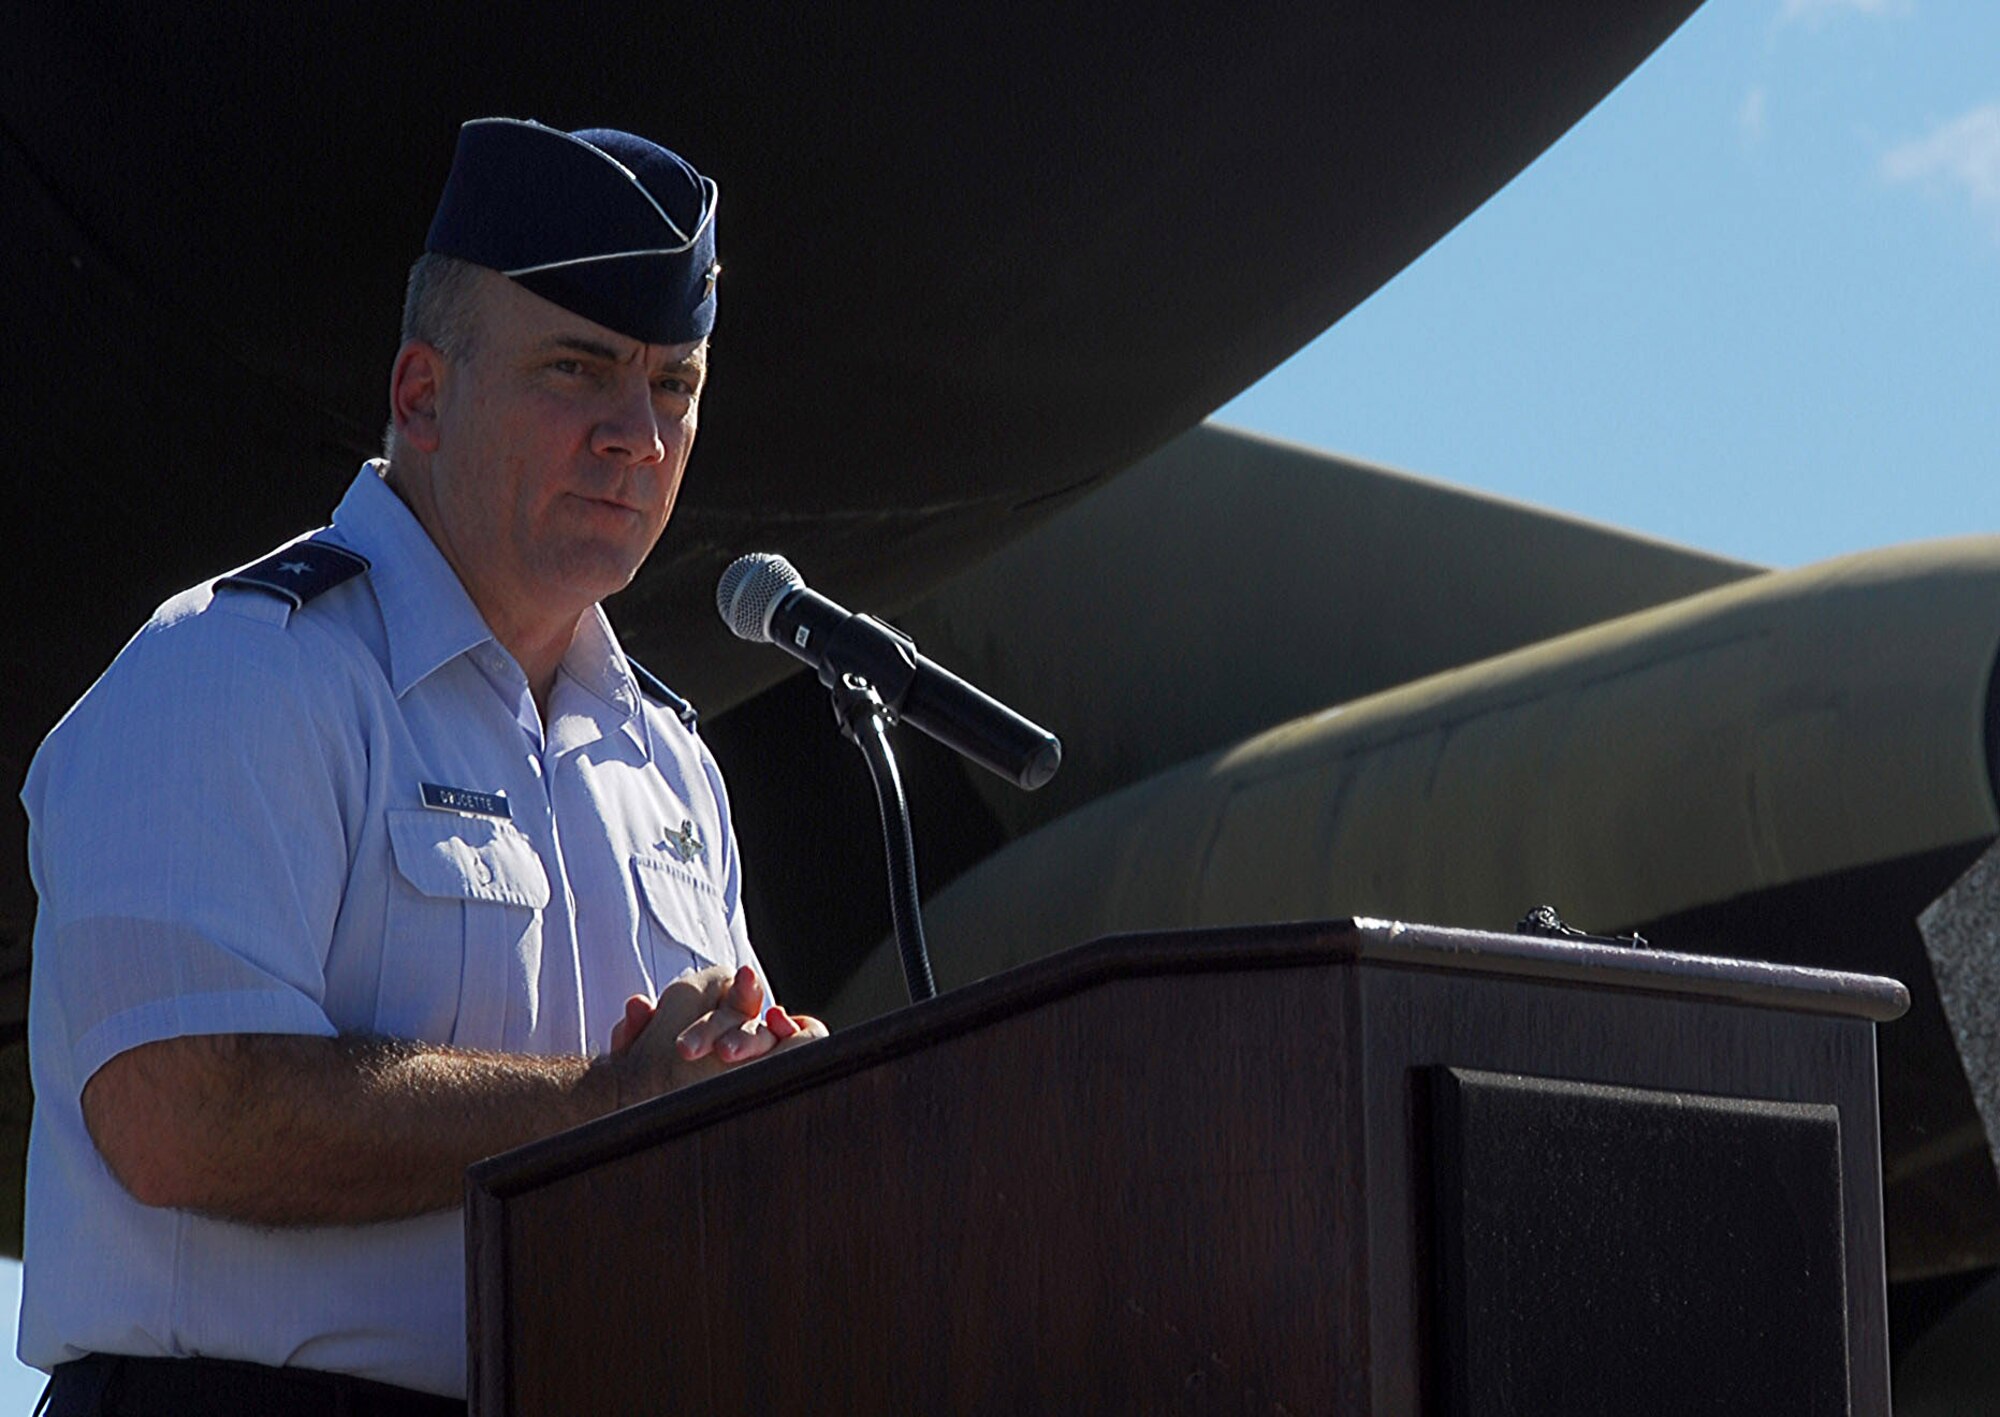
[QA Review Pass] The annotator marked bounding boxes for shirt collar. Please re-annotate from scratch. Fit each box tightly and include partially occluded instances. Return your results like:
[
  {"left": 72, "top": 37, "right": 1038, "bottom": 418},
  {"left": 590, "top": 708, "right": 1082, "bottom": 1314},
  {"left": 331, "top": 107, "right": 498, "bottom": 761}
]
[
  {"left": 548, "top": 607, "right": 649, "bottom": 760},
  {"left": 564, "top": 604, "right": 643, "bottom": 717},
  {"left": 330, "top": 462, "right": 497, "bottom": 698}
]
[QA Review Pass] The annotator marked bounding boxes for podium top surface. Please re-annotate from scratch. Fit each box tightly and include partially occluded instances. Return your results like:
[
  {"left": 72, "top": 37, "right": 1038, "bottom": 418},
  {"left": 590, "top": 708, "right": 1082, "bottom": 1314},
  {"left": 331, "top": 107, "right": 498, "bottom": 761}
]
[
  {"left": 468, "top": 918, "right": 1907, "bottom": 1201},
  {"left": 1342, "top": 916, "right": 1908, "bottom": 1019}
]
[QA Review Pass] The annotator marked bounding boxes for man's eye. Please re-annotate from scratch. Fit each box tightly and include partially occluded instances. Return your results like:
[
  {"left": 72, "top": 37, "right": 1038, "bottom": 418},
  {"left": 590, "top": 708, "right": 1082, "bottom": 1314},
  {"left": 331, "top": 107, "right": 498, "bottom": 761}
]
[{"left": 551, "top": 359, "right": 584, "bottom": 375}]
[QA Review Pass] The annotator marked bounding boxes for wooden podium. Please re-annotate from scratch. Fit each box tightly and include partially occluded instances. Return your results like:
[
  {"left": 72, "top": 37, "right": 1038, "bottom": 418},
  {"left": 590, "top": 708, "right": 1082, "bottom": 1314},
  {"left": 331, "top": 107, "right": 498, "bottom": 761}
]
[{"left": 465, "top": 920, "right": 1906, "bottom": 1415}]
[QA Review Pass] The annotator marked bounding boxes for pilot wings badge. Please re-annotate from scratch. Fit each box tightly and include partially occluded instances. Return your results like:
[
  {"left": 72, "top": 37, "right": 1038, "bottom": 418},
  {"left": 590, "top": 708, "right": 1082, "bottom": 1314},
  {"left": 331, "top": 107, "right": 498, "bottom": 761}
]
[{"left": 664, "top": 818, "right": 707, "bottom": 865}]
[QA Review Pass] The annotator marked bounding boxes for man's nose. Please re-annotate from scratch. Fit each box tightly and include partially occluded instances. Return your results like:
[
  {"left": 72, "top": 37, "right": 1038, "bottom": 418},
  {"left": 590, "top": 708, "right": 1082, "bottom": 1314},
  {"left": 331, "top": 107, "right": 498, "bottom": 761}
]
[{"left": 591, "top": 376, "right": 666, "bottom": 465}]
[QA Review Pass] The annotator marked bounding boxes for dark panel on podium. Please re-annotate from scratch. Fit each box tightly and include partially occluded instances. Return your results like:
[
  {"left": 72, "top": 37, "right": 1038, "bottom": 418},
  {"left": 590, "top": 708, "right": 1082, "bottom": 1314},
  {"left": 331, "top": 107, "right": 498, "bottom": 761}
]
[{"left": 1429, "top": 1069, "right": 1849, "bottom": 1416}]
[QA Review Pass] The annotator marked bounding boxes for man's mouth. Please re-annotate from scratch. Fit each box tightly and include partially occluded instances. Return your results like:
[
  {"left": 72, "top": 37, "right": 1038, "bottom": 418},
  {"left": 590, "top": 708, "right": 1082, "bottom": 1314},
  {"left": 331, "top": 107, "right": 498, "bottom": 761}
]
[{"left": 571, "top": 492, "right": 642, "bottom": 516}]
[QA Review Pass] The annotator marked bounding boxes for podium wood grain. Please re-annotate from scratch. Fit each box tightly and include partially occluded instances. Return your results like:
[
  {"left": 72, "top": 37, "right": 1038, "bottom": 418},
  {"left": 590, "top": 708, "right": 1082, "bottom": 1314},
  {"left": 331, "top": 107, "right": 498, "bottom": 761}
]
[{"left": 466, "top": 920, "right": 1905, "bottom": 1416}]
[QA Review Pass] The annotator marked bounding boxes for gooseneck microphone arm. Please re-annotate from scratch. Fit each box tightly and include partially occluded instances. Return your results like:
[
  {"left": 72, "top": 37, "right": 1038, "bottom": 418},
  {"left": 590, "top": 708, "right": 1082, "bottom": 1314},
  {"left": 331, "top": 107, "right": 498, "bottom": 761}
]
[
  {"left": 829, "top": 674, "right": 935, "bottom": 1003},
  {"left": 717, "top": 553, "right": 1061, "bottom": 1006}
]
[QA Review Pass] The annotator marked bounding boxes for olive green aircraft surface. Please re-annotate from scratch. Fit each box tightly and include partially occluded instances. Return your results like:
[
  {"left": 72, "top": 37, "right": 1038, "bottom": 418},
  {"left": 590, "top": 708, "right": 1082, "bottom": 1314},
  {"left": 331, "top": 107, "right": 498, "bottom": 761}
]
[{"left": 4, "top": 2, "right": 1998, "bottom": 1407}]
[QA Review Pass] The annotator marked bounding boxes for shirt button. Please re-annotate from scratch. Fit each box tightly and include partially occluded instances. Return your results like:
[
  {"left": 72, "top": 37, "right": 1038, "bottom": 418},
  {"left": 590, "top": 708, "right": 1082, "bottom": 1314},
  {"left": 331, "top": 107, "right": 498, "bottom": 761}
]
[{"left": 474, "top": 860, "right": 492, "bottom": 885}]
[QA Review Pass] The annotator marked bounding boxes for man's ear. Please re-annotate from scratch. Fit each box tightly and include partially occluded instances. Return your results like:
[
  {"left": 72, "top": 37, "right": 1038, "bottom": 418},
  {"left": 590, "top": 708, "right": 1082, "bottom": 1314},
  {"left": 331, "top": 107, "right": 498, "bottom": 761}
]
[{"left": 389, "top": 341, "right": 447, "bottom": 454}]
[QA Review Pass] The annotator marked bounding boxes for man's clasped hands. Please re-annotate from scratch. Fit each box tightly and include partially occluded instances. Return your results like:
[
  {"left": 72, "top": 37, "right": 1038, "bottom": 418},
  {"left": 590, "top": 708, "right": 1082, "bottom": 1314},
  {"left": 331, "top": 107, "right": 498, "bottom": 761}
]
[{"left": 609, "top": 965, "right": 828, "bottom": 1097}]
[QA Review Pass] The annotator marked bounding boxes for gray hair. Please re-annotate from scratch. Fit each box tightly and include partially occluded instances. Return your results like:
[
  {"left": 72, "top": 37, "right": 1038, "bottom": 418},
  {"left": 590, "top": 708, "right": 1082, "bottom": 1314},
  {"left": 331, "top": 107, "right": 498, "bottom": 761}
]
[
  {"left": 382, "top": 253, "right": 488, "bottom": 460},
  {"left": 400, "top": 252, "right": 487, "bottom": 357}
]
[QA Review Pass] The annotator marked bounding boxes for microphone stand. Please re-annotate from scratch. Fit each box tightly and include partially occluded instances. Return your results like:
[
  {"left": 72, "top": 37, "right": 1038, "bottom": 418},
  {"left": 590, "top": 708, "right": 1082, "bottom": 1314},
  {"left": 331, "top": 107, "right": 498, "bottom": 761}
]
[{"left": 829, "top": 671, "right": 936, "bottom": 1003}]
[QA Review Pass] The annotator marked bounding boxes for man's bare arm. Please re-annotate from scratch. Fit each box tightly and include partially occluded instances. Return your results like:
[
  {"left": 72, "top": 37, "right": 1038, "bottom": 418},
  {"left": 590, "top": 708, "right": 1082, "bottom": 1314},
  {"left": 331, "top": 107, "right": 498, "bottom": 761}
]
[
  {"left": 84, "top": 1032, "right": 614, "bottom": 1224},
  {"left": 81, "top": 966, "right": 823, "bottom": 1226}
]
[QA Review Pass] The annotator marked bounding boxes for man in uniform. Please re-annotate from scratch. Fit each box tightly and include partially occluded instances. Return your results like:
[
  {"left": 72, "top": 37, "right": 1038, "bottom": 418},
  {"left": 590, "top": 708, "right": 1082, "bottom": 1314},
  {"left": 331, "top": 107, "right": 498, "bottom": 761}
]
[{"left": 18, "top": 118, "right": 820, "bottom": 1414}]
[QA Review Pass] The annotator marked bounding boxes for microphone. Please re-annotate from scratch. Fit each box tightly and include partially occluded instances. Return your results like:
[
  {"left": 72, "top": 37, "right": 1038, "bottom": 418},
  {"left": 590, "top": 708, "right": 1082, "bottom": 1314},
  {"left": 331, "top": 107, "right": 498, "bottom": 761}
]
[{"left": 717, "top": 553, "right": 1062, "bottom": 791}]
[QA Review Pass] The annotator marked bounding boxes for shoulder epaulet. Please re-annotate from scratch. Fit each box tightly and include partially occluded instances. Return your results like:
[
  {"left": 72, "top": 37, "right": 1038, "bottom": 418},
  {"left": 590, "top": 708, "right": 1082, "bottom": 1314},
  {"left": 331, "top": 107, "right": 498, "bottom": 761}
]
[
  {"left": 630, "top": 658, "right": 699, "bottom": 732},
  {"left": 217, "top": 538, "right": 370, "bottom": 609}
]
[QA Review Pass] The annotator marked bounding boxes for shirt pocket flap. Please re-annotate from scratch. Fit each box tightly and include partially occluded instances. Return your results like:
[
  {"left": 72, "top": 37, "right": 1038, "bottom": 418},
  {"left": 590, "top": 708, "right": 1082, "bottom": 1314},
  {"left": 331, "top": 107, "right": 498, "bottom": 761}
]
[
  {"left": 388, "top": 808, "right": 551, "bottom": 909},
  {"left": 632, "top": 852, "right": 730, "bottom": 971}
]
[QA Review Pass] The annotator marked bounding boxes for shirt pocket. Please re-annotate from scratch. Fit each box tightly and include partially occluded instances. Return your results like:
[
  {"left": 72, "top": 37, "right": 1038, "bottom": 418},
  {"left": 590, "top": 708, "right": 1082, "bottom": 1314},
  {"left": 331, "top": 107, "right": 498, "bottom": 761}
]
[
  {"left": 632, "top": 850, "right": 736, "bottom": 987},
  {"left": 383, "top": 808, "right": 551, "bottom": 1048}
]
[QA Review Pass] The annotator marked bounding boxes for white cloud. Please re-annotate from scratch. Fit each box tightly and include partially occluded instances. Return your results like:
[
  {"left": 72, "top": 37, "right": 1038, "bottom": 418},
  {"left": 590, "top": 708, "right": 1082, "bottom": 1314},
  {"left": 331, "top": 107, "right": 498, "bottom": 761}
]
[
  {"left": 1738, "top": 86, "right": 1769, "bottom": 145},
  {"left": 1882, "top": 104, "right": 2000, "bottom": 239},
  {"left": 1779, "top": 0, "right": 1908, "bottom": 25}
]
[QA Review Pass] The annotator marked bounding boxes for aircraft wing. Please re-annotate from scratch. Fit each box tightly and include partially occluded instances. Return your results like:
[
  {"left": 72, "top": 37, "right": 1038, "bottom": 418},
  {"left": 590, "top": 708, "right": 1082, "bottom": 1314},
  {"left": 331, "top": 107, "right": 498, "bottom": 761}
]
[{"left": 0, "top": 1, "right": 1705, "bottom": 953}]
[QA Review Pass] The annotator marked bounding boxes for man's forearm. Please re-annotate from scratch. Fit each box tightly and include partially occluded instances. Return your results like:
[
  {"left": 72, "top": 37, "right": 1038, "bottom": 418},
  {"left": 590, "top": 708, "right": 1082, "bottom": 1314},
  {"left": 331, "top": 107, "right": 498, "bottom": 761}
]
[
  {"left": 81, "top": 965, "right": 812, "bottom": 1227},
  {"left": 85, "top": 1032, "right": 630, "bottom": 1226}
]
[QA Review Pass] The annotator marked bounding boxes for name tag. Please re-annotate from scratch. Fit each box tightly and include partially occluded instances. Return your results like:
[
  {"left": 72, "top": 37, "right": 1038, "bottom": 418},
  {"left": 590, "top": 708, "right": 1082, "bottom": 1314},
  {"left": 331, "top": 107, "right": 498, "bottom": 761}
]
[{"left": 421, "top": 781, "right": 512, "bottom": 820}]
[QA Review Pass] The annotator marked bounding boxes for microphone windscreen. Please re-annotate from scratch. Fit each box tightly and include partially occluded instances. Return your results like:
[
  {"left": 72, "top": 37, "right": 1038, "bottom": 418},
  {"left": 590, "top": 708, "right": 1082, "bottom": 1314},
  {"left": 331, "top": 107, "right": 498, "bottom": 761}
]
[{"left": 717, "top": 553, "right": 805, "bottom": 642}]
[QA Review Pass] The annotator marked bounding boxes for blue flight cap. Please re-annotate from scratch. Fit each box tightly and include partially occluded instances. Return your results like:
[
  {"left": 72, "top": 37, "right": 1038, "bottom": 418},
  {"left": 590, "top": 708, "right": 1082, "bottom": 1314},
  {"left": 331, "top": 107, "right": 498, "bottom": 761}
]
[{"left": 424, "top": 117, "right": 719, "bottom": 345}]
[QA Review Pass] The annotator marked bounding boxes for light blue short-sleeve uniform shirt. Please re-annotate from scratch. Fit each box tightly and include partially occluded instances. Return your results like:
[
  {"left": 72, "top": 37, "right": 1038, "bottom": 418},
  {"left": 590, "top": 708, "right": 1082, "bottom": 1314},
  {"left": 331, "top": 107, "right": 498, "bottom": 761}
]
[{"left": 18, "top": 463, "right": 763, "bottom": 1399}]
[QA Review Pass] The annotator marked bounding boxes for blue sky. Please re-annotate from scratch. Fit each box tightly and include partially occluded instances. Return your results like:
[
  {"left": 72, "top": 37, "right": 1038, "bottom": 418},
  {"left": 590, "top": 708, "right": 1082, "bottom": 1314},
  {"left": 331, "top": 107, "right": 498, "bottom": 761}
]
[
  {"left": 1216, "top": 0, "right": 2000, "bottom": 569},
  {"left": 0, "top": 1271, "right": 26, "bottom": 1414},
  {"left": 3, "top": 1, "right": 1995, "bottom": 1409}
]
